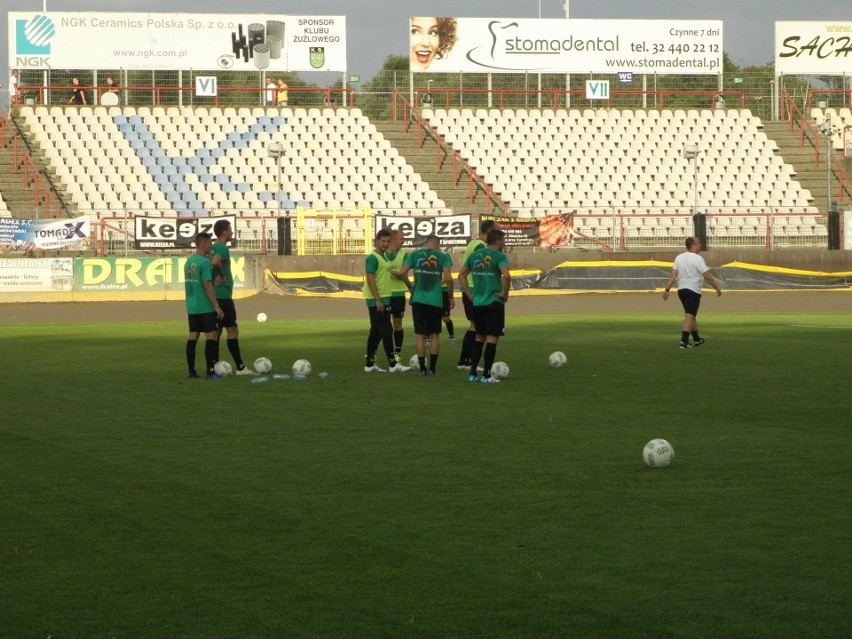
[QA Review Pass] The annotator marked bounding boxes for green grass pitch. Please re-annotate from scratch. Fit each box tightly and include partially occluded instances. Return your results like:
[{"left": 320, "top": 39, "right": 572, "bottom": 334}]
[{"left": 1, "top": 311, "right": 850, "bottom": 638}]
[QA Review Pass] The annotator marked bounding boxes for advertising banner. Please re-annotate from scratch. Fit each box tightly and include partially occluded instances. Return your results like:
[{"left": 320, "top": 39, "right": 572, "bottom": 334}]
[
  {"left": 0, "top": 215, "right": 91, "bottom": 251},
  {"left": 9, "top": 12, "right": 346, "bottom": 72},
  {"left": 374, "top": 213, "right": 472, "bottom": 248},
  {"left": 482, "top": 214, "right": 575, "bottom": 248},
  {"left": 0, "top": 258, "right": 73, "bottom": 292},
  {"left": 409, "top": 18, "right": 722, "bottom": 74},
  {"left": 134, "top": 215, "right": 236, "bottom": 250},
  {"left": 775, "top": 21, "right": 852, "bottom": 75},
  {"left": 74, "top": 256, "right": 248, "bottom": 293}
]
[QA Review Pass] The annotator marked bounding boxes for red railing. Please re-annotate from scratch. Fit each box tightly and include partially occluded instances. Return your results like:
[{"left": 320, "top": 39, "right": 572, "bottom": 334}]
[
  {"left": 24, "top": 84, "right": 355, "bottom": 107},
  {"left": 805, "top": 89, "right": 852, "bottom": 111},
  {"left": 393, "top": 91, "right": 508, "bottom": 214},
  {"left": 412, "top": 88, "right": 746, "bottom": 111},
  {"left": 0, "top": 109, "right": 59, "bottom": 217}
]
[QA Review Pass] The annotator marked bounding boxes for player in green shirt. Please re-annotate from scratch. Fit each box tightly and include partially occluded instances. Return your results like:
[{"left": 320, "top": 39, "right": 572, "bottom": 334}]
[
  {"left": 385, "top": 229, "right": 410, "bottom": 363},
  {"left": 210, "top": 219, "right": 257, "bottom": 375},
  {"left": 362, "top": 228, "right": 411, "bottom": 373},
  {"left": 457, "top": 219, "right": 498, "bottom": 370},
  {"left": 458, "top": 228, "right": 511, "bottom": 383},
  {"left": 184, "top": 232, "right": 224, "bottom": 379},
  {"left": 394, "top": 235, "right": 454, "bottom": 376}
]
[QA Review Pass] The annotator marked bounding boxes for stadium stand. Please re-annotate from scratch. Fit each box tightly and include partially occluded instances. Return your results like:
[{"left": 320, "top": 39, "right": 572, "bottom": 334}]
[{"left": 810, "top": 107, "right": 852, "bottom": 152}]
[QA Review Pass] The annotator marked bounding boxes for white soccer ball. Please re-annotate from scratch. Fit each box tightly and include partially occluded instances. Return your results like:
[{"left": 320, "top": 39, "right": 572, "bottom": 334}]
[
  {"left": 644, "top": 439, "right": 675, "bottom": 468},
  {"left": 256, "top": 312, "right": 267, "bottom": 323},
  {"left": 254, "top": 357, "right": 272, "bottom": 374},
  {"left": 292, "top": 359, "right": 312, "bottom": 376},
  {"left": 491, "top": 361, "right": 510, "bottom": 380},
  {"left": 409, "top": 354, "right": 422, "bottom": 370},
  {"left": 548, "top": 351, "right": 567, "bottom": 368},
  {"left": 213, "top": 360, "right": 233, "bottom": 377}
]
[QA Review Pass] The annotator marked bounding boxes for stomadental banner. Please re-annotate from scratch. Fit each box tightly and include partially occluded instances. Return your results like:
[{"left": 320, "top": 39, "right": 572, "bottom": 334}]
[
  {"left": 10, "top": 12, "right": 346, "bottom": 71},
  {"left": 775, "top": 21, "right": 852, "bottom": 75},
  {"left": 0, "top": 215, "right": 91, "bottom": 251},
  {"left": 409, "top": 18, "right": 722, "bottom": 74}
]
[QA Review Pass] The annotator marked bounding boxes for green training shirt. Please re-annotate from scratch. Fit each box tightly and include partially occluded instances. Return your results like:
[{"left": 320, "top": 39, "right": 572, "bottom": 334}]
[
  {"left": 212, "top": 242, "right": 233, "bottom": 300},
  {"left": 184, "top": 255, "right": 215, "bottom": 314},
  {"left": 404, "top": 247, "right": 452, "bottom": 308},
  {"left": 462, "top": 237, "right": 486, "bottom": 287},
  {"left": 463, "top": 247, "right": 509, "bottom": 306}
]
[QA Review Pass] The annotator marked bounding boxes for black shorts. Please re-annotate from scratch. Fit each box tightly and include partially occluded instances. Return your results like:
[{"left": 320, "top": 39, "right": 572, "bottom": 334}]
[
  {"left": 216, "top": 298, "right": 237, "bottom": 329},
  {"left": 442, "top": 290, "right": 452, "bottom": 317},
  {"left": 188, "top": 312, "right": 218, "bottom": 334},
  {"left": 389, "top": 295, "right": 406, "bottom": 319},
  {"left": 462, "top": 293, "right": 475, "bottom": 322},
  {"left": 678, "top": 289, "right": 702, "bottom": 316},
  {"left": 472, "top": 302, "right": 506, "bottom": 338},
  {"left": 412, "top": 302, "right": 443, "bottom": 335}
]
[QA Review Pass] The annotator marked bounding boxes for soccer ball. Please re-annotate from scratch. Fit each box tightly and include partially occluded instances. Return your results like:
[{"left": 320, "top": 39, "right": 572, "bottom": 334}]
[
  {"left": 292, "top": 359, "right": 312, "bottom": 376},
  {"left": 491, "top": 361, "right": 510, "bottom": 379},
  {"left": 257, "top": 312, "right": 268, "bottom": 323},
  {"left": 644, "top": 439, "right": 675, "bottom": 468},
  {"left": 213, "top": 360, "right": 233, "bottom": 377},
  {"left": 549, "top": 351, "right": 567, "bottom": 368},
  {"left": 409, "top": 354, "right": 423, "bottom": 369},
  {"left": 254, "top": 357, "right": 272, "bottom": 374}
]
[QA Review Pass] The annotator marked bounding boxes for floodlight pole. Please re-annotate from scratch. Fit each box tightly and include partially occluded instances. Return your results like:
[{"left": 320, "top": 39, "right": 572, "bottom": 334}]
[
  {"left": 268, "top": 142, "right": 291, "bottom": 256},
  {"left": 820, "top": 121, "right": 835, "bottom": 216}
]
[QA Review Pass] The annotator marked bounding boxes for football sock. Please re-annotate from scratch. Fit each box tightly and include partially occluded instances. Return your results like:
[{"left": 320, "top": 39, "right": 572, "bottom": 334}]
[
  {"left": 394, "top": 329, "right": 404, "bottom": 355},
  {"left": 681, "top": 331, "right": 690, "bottom": 344},
  {"left": 460, "top": 330, "right": 476, "bottom": 365},
  {"left": 445, "top": 319, "right": 455, "bottom": 338},
  {"left": 227, "top": 338, "right": 244, "bottom": 369},
  {"left": 429, "top": 354, "right": 438, "bottom": 373},
  {"left": 691, "top": 331, "right": 701, "bottom": 342},
  {"left": 204, "top": 339, "right": 219, "bottom": 375},
  {"left": 186, "top": 339, "right": 197, "bottom": 375},
  {"left": 418, "top": 355, "right": 427, "bottom": 373},
  {"left": 483, "top": 343, "right": 497, "bottom": 377},
  {"left": 469, "top": 341, "right": 484, "bottom": 376}
]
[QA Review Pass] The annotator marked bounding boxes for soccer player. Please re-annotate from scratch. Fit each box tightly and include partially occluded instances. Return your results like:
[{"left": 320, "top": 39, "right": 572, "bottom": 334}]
[
  {"left": 210, "top": 219, "right": 257, "bottom": 374},
  {"left": 458, "top": 228, "right": 511, "bottom": 383},
  {"left": 184, "top": 232, "right": 224, "bottom": 379},
  {"left": 457, "top": 219, "right": 498, "bottom": 370},
  {"left": 385, "top": 229, "right": 410, "bottom": 363},
  {"left": 662, "top": 236, "right": 722, "bottom": 348},
  {"left": 363, "top": 229, "right": 411, "bottom": 373},
  {"left": 394, "top": 234, "right": 454, "bottom": 376}
]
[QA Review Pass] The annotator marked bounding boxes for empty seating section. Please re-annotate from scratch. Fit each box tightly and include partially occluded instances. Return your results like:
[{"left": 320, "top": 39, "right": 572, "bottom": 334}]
[
  {"left": 425, "top": 106, "right": 821, "bottom": 242},
  {"left": 810, "top": 107, "right": 852, "bottom": 152},
  {"left": 19, "top": 105, "right": 446, "bottom": 239}
]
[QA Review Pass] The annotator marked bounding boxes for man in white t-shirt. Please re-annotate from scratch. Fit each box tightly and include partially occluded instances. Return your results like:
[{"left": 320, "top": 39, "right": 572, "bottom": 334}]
[
  {"left": 265, "top": 79, "right": 277, "bottom": 106},
  {"left": 662, "top": 236, "right": 722, "bottom": 349}
]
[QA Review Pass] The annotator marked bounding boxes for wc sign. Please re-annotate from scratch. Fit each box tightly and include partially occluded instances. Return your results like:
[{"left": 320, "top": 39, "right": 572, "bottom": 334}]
[
  {"left": 586, "top": 80, "right": 610, "bottom": 100},
  {"left": 195, "top": 76, "right": 217, "bottom": 97}
]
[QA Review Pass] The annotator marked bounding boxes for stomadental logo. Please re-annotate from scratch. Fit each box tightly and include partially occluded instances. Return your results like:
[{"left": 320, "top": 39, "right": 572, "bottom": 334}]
[
  {"left": 465, "top": 19, "right": 619, "bottom": 71},
  {"left": 16, "top": 14, "right": 56, "bottom": 56}
]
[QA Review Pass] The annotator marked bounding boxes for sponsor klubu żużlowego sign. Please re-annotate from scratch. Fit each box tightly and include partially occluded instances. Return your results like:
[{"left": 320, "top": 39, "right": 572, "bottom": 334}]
[
  {"left": 134, "top": 215, "right": 236, "bottom": 250},
  {"left": 775, "top": 21, "right": 852, "bottom": 75},
  {"left": 408, "top": 18, "right": 722, "bottom": 74},
  {"left": 9, "top": 12, "right": 346, "bottom": 71}
]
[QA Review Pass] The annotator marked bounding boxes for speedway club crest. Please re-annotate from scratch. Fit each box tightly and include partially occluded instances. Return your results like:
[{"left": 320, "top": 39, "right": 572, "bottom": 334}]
[{"left": 310, "top": 46, "right": 325, "bottom": 68}]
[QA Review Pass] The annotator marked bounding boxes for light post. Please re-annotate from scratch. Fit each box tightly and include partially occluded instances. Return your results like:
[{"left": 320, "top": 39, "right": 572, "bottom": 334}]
[
  {"left": 268, "top": 141, "right": 291, "bottom": 255},
  {"left": 819, "top": 119, "right": 842, "bottom": 249},
  {"left": 683, "top": 143, "right": 706, "bottom": 248}
]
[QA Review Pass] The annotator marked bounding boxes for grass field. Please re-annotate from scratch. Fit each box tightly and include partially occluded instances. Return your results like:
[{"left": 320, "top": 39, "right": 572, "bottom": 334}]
[{"left": 2, "top": 310, "right": 850, "bottom": 638}]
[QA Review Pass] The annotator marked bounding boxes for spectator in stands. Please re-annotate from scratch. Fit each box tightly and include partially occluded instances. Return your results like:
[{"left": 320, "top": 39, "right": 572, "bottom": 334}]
[
  {"left": 363, "top": 228, "right": 411, "bottom": 373},
  {"left": 662, "top": 236, "right": 722, "bottom": 349},
  {"left": 276, "top": 79, "right": 289, "bottom": 107},
  {"left": 266, "top": 78, "right": 277, "bottom": 106},
  {"left": 210, "top": 219, "right": 257, "bottom": 375},
  {"left": 410, "top": 17, "right": 458, "bottom": 70},
  {"left": 100, "top": 76, "right": 119, "bottom": 106},
  {"left": 457, "top": 219, "right": 498, "bottom": 370},
  {"left": 9, "top": 69, "right": 21, "bottom": 106},
  {"left": 458, "top": 228, "right": 511, "bottom": 383},
  {"left": 105, "top": 76, "right": 118, "bottom": 93},
  {"left": 184, "top": 232, "right": 224, "bottom": 379},
  {"left": 67, "top": 77, "right": 87, "bottom": 105}
]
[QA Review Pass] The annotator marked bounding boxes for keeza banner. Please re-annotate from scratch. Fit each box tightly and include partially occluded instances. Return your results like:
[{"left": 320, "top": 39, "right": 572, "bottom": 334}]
[
  {"left": 10, "top": 12, "right": 346, "bottom": 72},
  {"left": 409, "top": 18, "right": 722, "bottom": 74},
  {"left": 375, "top": 214, "right": 472, "bottom": 248},
  {"left": 0, "top": 215, "right": 91, "bottom": 251},
  {"left": 775, "top": 21, "right": 852, "bottom": 75},
  {"left": 134, "top": 215, "right": 236, "bottom": 250}
]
